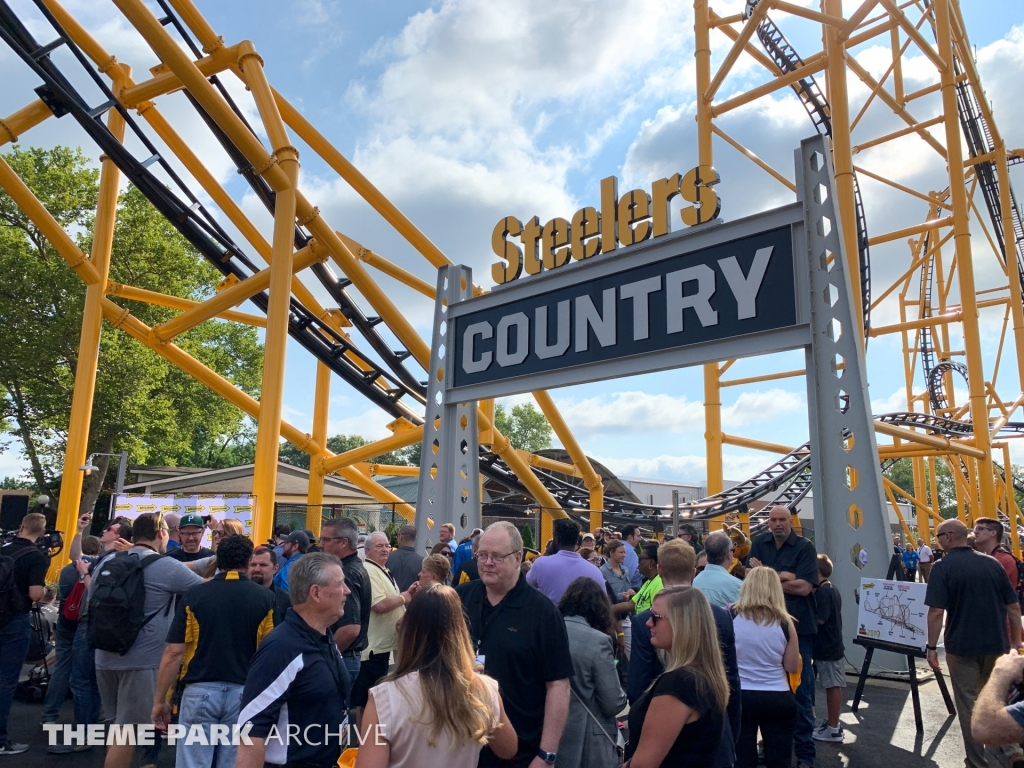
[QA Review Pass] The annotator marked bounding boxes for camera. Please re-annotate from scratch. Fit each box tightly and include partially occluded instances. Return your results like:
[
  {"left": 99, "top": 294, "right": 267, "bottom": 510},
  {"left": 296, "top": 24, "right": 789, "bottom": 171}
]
[{"left": 3, "top": 529, "right": 64, "bottom": 558}]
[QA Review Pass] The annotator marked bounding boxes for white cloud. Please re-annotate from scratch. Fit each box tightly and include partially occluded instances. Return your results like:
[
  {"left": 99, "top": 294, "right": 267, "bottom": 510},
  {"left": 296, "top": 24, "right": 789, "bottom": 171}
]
[
  {"left": 594, "top": 450, "right": 777, "bottom": 483},
  {"left": 551, "top": 388, "right": 802, "bottom": 439}
]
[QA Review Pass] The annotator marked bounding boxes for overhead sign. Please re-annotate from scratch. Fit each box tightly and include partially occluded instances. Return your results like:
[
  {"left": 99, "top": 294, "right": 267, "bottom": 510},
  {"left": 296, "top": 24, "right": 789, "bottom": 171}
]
[
  {"left": 491, "top": 167, "right": 722, "bottom": 284},
  {"left": 452, "top": 204, "right": 808, "bottom": 399},
  {"left": 113, "top": 494, "right": 253, "bottom": 548}
]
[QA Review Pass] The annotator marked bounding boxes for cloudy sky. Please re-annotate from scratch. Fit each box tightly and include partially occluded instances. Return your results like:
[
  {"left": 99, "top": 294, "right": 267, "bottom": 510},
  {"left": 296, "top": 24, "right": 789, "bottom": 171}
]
[{"left": 2, "top": 0, "right": 1023, "bottom": 485}]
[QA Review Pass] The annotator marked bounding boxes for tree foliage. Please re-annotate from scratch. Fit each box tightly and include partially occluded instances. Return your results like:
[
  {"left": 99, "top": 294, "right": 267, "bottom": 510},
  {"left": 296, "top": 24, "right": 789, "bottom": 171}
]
[
  {"left": 494, "top": 402, "right": 553, "bottom": 453},
  {"left": 0, "top": 145, "right": 263, "bottom": 509},
  {"left": 882, "top": 457, "right": 959, "bottom": 520}
]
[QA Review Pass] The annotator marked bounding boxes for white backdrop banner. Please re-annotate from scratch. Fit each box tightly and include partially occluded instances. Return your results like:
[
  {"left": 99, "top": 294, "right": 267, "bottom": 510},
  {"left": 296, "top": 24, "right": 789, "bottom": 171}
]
[{"left": 113, "top": 494, "right": 253, "bottom": 548}]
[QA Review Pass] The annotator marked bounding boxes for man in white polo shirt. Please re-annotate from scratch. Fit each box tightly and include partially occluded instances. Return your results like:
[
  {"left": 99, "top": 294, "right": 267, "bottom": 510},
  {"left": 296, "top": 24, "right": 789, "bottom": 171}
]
[{"left": 917, "top": 537, "right": 934, "bottom": 583}]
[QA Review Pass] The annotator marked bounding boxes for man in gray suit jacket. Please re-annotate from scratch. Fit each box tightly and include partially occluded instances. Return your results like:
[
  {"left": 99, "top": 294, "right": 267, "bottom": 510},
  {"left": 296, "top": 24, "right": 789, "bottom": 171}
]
[{"left": 558, "top": 578, "right": 627, "bottom": 768}]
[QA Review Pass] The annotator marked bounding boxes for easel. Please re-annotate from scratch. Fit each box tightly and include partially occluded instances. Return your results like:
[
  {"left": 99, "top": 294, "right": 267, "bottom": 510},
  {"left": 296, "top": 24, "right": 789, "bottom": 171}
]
[{"left": 850, "top": 554, "right": 955, "bottom": 732}]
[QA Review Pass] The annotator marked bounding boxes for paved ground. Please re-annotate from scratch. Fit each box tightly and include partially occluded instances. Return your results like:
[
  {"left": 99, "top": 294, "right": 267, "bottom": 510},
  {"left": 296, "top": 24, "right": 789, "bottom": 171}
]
[{"left": 9, "top": 662, "right": 973, "bottom": 768}]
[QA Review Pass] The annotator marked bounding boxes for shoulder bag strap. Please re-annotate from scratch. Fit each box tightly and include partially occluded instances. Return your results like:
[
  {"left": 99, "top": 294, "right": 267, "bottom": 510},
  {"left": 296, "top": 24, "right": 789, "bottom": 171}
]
[{"left": 570, "top": 686, "right": 623, "bottom": 756}]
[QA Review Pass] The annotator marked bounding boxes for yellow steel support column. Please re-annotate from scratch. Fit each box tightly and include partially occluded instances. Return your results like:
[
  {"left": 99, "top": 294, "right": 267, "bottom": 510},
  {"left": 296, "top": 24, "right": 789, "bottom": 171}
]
[
  {"left": 0, "top": 100, "right": 53, "bottom": 147},
  {"left": 532, "top": 390, "right": 603, "bottom": 529},
  {"left": 913, "top": 456, "right": 932, "bottom": 544},
  {"left": 824, "top": 0, "right": 863, "bottom": 345},
  {"left": 696, "top": 0, "right": 724, "bottom": 502},
  {"left": 996, "top": 143, "right": 1024, "bottom": 392},
  {"left": 243, "top": 44, "right": 300, "bottom": 546},
  {"left": 50, "top": 104, "right": 126, "bottom": 581},
  {"left": 306, "top": 362, "right": 331, "bottom": 535},
  {"left": 935, "top": 0, "right": 996, "bottom": 514}
]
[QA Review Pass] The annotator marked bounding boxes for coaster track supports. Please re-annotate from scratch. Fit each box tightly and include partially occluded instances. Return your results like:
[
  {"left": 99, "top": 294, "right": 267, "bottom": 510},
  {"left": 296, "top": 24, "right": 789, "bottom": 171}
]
[
  {"left": 934, "top": 0, "right": 996, "bottom": 515},
  {"left": 49, "top": 103, "right": 125, "bottom": 581},
  {"left": 306, "top": 362, "right": 332, "bottom": 536}
]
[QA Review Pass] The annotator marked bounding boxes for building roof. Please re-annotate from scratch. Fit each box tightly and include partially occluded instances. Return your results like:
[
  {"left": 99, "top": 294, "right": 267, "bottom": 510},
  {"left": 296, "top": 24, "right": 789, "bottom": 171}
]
[{"left": 123, "top": 462, "right": 372, "bottom": 501}]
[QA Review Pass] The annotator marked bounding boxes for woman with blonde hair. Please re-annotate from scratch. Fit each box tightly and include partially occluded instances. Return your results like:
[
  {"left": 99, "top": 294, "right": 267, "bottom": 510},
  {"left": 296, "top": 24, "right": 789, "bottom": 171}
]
[
  {"left": 417, "top": 554, "right": 451, "bottom": 588},
  {"left": 732, "top": 566, "right": 801, "bottom": 768},
  {"left": 355, "top": 584, "right": 516, "bottom": 768},
  {"left": 625, "top": 586, "right": 729, "bottom": 767}
]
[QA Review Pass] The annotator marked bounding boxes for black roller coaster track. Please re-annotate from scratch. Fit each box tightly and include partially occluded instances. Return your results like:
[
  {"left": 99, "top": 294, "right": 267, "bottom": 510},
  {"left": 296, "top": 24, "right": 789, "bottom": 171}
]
[
  {"left": 0, "top": 0, "right": 426, "bottom": 427},
  {"left": 754, "top": 14, "right": 872, "bottom": 341}
]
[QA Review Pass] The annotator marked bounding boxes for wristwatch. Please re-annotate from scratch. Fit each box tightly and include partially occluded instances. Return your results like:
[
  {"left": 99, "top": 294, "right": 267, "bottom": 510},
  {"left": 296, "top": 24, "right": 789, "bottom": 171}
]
[
  {"left": 926, "top": 645, "right": 937, "bottom": 651},
  {"left": 537, "top": 750, "right": 557, "bottom": 765}
]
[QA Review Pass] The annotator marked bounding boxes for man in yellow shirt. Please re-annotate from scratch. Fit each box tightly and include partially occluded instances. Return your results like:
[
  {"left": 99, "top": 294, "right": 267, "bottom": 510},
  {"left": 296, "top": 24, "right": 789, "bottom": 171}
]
[{"left": 632, "top": 542, "right": 663, "bottom": 613}]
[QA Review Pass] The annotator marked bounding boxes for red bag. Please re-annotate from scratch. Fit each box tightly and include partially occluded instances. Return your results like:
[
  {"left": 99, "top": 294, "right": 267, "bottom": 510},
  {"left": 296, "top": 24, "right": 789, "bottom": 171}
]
[{"left": 62, "top": 579, "right": 86, "bottom": 622}]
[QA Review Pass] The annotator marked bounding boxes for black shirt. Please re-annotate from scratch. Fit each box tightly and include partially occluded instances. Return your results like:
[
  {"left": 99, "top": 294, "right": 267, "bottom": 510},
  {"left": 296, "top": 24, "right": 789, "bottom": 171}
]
[
  {"left": 813, "top": 580, "right": 844, "bottom": 661},
  {"left": 166, "top": 572, "right": 275, "bottom": 686},
  {"left": 453, "top": 557, "right": 479, "bottom": 585},
  {"left": 239, "top": 608, "right": 349, "bottom": 766},
  {"left": 626, "top": 667, "right": 725, "bottom": 767},
  {"left": 458, "top": 574, "right": 575, "bottom": 766},
  {"left": 330, "top": 552, "right": 370, "bottom": 655},
  {"left": 1, "top": 538, "right": 48, "bottom": 615},
  {"left": 269, "top": 583, "right": 291, "bottom": 626},
  {"left": 166, "top": 546, "right": 214, "bottom": 563},
  {"left": 925, "top": 546, "right": 1018, "bottom": 656},
  {"left": 749, "top": 530, "right": 819, "bottom": 635},
  {"left": 385, "top": 546, "right": 422, "bottom": 592}
]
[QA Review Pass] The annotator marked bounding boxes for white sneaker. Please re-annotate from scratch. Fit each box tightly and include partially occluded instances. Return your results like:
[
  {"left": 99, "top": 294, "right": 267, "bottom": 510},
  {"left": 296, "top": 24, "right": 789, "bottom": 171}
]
[{"left": 812, "top": 723, "right": 844, "bottom": 743}]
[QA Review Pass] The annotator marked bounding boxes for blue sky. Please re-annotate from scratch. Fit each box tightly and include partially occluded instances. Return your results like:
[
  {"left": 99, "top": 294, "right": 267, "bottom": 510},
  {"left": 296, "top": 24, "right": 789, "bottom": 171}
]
[{"left": 2, "top": 0, "right": 1024, "bottom": 485}]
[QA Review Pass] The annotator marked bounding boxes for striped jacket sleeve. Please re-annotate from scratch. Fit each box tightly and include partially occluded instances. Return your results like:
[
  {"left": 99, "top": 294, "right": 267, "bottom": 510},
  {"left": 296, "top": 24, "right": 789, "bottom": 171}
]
[{"left": 237, "top": 636, "right": 304, "bottom": 740}]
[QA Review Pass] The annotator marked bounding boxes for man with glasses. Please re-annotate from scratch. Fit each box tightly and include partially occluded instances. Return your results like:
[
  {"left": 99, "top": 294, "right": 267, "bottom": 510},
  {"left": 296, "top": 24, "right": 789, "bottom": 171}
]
[
  {"left": 458, "top": 521, "right": 573, "bottom": 768},
  {"left": 319, "top": 518, "right": 370, "bottom": 693},
  {"left": 926, "top": 518, "right": 1023, "bottom": 768},
  {"left": 166, "top": 513, "right": 213, "bottom": 563},
  {"left": 973, "top": 518, "right": 1022, "bottom": 596}
]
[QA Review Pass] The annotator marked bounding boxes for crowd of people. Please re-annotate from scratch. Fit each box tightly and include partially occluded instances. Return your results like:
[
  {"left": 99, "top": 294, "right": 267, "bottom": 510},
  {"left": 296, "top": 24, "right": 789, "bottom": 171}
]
[{"left": 2, "top": 505, "right": 1024, "bottom": 768}]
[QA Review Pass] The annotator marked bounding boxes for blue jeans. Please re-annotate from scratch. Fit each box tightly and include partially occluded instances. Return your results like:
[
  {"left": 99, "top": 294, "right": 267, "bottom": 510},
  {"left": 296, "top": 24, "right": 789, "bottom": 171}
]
[
  {"left": 794, "top": 635, "right": 816, "bottom": 764},
  {"left": 70, "top": 621, "right": 101, "bottom": 726},
  {"left": 0, "top": 614, "right": 32, "bottom": 742},
  {"left": 42, "top": 622, "right": 76, "bottom": 722},
  {"left": 175, "top": 681, "right": 244, "bottom": 768}
]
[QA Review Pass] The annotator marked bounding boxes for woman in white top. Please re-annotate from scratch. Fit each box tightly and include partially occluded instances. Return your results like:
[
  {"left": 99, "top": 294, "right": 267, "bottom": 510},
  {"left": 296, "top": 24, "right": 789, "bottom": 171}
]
[
  {"left": 732, "top": 567, "right": 801, "bottom": 768},
  {"left": 355, "top": 584, "right": 517, "bottom": 768}
]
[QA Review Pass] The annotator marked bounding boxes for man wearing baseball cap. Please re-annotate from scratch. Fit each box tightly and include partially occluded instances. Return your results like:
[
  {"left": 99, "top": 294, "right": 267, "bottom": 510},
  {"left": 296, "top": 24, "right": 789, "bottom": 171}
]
[
  {"left": 166, "top": 513, "right": 214, "bottom": 563},
  {"left": 273, "top": 531, "right": 309, "bottom": 591}
]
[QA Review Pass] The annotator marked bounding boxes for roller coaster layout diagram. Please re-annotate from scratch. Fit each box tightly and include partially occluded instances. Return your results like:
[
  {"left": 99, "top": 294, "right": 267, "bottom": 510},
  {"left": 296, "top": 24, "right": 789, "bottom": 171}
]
[{"left": 857, "top": 579, "right": 928, "bottom": 650}]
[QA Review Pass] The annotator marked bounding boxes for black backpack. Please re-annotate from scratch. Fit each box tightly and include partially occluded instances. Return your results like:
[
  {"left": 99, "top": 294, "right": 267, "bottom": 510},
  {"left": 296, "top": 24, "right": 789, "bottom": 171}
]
[
  {"left": 0, "top": 545, "right": 37, "bottom": 627},
  {"left": 86, "top": 551, "right": 165, "bottom": 655}
]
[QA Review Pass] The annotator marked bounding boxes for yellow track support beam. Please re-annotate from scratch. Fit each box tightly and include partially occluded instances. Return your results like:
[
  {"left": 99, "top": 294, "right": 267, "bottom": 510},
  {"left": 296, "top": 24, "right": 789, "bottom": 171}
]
[
  {"left": 532, "top": 390, "right": 604, "bottom": 527},
  {"left": 50, "top": 104, "right": 126, "bottom": 582},
  {"left": 319, "top": 424, "right": 424, "bottom": 476},
  {"left": 306, "top": 362, "right": 331, "bottom": 535},
  {"left": 0, "top": 100, "right": 52, "bottom": 147},
  {"left": 722, "top": 434, "right": 796, "bottom": 454},
  {"left": 242, "top": 40, "right": 300, "bottom": 546},
  {"left": 152, "top": 239, "right": 327, "bottom": 341},
  {"left": 119, "top": 44, "right": 240, "bottom": 107},
  {"left": 515, "top": 450, "right": 581, "bottom": 478},
  {"left": 106, "top": 283, "right": 268, "bottom": 327},
  {"left": 934, "top": 0, "right": 996, "bottom": 514},
  {"left": 873, "top": 420, "right": 985, "bottom": 459}
]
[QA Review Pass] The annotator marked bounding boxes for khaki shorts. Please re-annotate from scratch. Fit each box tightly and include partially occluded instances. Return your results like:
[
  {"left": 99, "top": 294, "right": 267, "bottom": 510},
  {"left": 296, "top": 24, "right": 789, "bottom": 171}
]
[
  {"left": 815, "top": 658, "right": 848, "bottom": 689},
  {"left": 96, "top": 668, "right": 158, "bottom": 724}
]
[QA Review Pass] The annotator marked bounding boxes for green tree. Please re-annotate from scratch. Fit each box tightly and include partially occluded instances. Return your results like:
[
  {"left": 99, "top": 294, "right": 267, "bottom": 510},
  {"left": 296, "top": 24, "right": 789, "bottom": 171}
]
[
  {"left": 0, "top": 146, "right": 263, "bottom": 511},
  {"left": 882, "top": 457, "right": 958, "bottom": 519},
  {"left": 278, "top": 433, "right": 420, "bottom": 470},
  {"left": 494, "top": 402, "right": 553, "bottom": 453},
  {"left": 520, "top": 523, "right": 536, "bottom": 551}
]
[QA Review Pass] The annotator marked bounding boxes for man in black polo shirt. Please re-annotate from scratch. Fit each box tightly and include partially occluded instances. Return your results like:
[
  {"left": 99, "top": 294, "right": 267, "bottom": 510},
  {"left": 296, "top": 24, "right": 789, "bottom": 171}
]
[
  {"left": 458, "top": 521, "right": 573, "bottom": 768},
  {"left": 320, "top": 517, "right": 370, "bottom": 685},
  {"left": 748, "top": 505, "right": 819, "bottom": 768},
  {"left": 0, "top": 512, "right": 49, "bottom": 755},
  {"left": 152, "top": 535, "right": 274, "bottom": 768},
  {"left": 237, "top": 553, "right": 351, "bottom": 768},
  {"left": 926, "top": 518, "right": 1022, "bottom": 768},
  {"left": 248, "top": 546, "right": 291, "bottom": 626}
]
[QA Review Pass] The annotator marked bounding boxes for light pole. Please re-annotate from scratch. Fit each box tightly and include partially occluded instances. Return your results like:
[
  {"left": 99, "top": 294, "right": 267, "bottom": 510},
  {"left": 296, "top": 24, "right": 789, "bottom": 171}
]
[{"left": 79, "top": 451, "right": 129, "bottom": 494}]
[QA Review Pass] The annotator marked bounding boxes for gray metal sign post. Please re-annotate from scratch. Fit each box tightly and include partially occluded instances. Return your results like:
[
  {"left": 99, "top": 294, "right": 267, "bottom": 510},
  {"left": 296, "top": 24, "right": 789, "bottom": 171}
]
[{"left": 417, "top": 136, "right": 893, "bottom": 664}]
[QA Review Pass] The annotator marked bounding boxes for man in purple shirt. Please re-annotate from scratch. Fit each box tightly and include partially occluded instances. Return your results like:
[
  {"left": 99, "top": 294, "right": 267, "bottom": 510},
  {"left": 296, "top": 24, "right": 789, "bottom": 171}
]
[{"left": 526, "top": 518, "right": 604, "bottom": 603}]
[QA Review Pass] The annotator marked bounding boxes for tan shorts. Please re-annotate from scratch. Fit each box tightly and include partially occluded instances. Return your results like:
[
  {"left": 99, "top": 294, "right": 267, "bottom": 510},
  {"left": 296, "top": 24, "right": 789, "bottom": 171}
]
[{"left": 96, "top": 668, "right": 158, "bottom": 724}]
